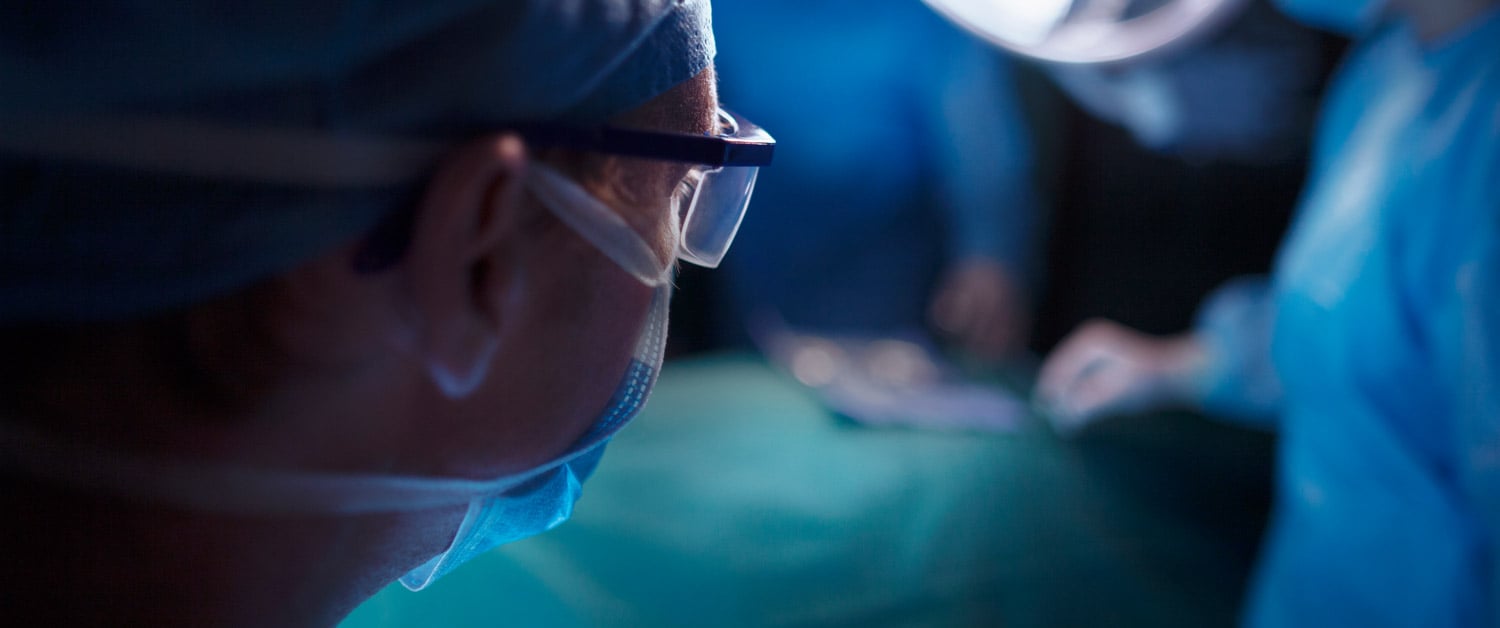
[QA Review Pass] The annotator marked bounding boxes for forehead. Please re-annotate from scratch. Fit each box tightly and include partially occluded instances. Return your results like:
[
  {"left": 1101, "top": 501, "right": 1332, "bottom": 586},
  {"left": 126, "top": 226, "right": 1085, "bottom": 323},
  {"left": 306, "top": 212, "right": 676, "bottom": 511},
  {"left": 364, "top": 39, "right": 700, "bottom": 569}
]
[{"left": 609, "top": 67, "right": 719, "bottom": 136}]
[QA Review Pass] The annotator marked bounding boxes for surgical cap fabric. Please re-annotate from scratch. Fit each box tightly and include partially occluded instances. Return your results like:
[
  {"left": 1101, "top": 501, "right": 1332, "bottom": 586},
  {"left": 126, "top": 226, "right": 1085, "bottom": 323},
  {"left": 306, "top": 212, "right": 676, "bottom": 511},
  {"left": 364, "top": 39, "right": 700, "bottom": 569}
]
[{"left": 0, "top": 0, "right": 714, "bottom": 322}]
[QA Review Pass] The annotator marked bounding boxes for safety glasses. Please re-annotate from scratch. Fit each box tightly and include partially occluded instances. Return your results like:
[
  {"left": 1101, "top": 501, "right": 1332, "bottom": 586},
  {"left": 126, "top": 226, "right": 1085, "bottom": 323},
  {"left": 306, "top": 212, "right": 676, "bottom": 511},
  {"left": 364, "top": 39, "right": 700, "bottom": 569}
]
[
  {"left": 0, "top": 107, "right": 772, "bottom": 280},
  {"left": 520, "top": 107, "right": 774, "bottom": 270}
]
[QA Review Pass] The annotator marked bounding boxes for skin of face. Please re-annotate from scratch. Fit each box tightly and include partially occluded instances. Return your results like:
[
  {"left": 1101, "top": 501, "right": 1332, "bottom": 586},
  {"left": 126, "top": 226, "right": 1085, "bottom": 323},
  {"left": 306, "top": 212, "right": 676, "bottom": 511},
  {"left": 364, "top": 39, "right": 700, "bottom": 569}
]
[
  {"left": 0, "top": 67, "right": 721, "bottom": 627},
  {"left": 397, "top": 67, "right": 720, "bottom": 479}
]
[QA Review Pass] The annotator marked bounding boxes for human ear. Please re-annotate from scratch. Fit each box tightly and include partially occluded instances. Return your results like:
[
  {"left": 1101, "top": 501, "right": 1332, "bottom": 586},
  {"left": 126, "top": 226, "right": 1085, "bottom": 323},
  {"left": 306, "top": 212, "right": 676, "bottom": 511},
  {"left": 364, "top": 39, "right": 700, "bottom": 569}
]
[{"left": 399, "top": 134, "right": 531, "bottom": 398}]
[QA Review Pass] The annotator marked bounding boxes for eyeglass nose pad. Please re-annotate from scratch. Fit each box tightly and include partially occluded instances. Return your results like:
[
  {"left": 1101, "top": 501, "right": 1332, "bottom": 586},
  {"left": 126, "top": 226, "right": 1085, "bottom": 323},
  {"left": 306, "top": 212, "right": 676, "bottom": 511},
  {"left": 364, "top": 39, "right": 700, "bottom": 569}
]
[{"left": 715, "top": 107, "right": 739, "bottom": 136}]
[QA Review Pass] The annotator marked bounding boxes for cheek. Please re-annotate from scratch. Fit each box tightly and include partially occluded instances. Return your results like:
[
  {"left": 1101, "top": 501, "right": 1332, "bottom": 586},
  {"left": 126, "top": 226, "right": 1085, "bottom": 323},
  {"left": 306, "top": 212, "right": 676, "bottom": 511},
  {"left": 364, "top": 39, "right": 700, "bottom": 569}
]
[
  {"left": 617, "top": 201, "right": 676, "bottom": 271},
  {"left": 453, "top": 245, "right": 654, "bottom": 475},
  {"left": 532, "top": 266, "right": 652, "bottom": 442},
  {"left": 609, "top": 161, "right": 683, "bottom": 269}
]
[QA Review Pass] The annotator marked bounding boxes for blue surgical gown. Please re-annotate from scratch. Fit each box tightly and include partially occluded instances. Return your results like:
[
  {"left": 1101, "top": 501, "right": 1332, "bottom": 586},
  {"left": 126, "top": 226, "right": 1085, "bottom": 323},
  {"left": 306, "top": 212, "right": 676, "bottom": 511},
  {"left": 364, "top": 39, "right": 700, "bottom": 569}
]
[
  {"left": 1193, "top": 10, "right": 1500, "bottom": 626},
  {"left": 707, "top": 1, "right": 1038, "bottom": 340}
]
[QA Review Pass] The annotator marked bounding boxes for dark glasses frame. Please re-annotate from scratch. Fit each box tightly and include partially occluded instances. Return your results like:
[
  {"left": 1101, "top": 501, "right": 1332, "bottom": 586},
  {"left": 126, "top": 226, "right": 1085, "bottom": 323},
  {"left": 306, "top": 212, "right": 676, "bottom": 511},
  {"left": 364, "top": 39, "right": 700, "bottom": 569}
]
[{"left": 516, "top": 108, "right": 774, "bottom": 168}]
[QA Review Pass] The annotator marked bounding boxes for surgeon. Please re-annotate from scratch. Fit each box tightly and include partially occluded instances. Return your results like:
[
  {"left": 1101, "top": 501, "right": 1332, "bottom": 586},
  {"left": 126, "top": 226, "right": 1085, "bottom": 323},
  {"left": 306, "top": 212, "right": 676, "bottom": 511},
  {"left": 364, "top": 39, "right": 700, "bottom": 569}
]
[
  {"left": 0, "top": 1, "right": 771, "bottom": 625},
  {"left": 1034, "top": 0, "right": 1500, "bottom": 624}
]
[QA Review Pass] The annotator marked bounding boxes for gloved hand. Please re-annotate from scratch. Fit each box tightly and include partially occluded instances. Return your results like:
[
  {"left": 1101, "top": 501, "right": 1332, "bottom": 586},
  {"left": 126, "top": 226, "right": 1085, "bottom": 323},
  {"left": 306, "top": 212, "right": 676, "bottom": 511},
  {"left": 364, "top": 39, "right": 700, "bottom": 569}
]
[
  {"left": 1034, "top": 319, "right": 1211, "bottom": 435},
  {"left": 929, "top": 259, "right": 1031, "bottom": 361}
]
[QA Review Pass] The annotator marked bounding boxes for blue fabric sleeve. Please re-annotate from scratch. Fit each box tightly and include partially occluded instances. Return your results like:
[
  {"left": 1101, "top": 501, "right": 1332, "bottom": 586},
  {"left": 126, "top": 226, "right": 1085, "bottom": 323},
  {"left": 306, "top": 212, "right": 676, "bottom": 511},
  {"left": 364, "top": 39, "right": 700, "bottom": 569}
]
[
  {"left": 1457, "top": 155, "right": 1500, "bottom": 624},
  {"left": 924, "top": 38, "right": 1040, "bottom": 276},
  {"left": 1193, "top": 275, "right": 1283, "bottom": 427}
]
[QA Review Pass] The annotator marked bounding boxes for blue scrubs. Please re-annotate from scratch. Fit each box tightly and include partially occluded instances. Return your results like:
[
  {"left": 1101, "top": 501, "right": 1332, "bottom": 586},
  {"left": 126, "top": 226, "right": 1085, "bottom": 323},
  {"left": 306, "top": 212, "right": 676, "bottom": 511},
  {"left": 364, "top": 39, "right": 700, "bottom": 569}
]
[
  {"left": 707, "top": 1, "right": 1038, "bottom": 340},
  {"left": 1194, "top": 10, "right": 1500, "bottom": 625}
]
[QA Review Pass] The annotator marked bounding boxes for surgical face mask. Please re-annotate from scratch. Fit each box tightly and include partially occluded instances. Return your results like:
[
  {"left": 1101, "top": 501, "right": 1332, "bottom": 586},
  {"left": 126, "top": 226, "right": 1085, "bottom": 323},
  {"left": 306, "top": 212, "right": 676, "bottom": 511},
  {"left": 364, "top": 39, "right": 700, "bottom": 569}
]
[
  {"left": 1272, "top": 0, "right": 1386, "bottom": 34},
  {"left": 399, "top": 281, "right": 671, "bottom": 590},
  {"left": 0, "top": 157, "right": 677, "bottom": 592},
  {"left": 399, "top": 161, "right": 679, "bottom": 590}
]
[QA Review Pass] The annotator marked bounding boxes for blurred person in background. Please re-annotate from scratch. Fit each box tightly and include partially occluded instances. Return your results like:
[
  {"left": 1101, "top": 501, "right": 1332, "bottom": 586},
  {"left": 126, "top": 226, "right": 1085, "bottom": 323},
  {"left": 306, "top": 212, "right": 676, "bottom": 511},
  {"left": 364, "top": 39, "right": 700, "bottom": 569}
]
[
  {"left": 1035, "top": 0, "right": 1500, "bottom": 623},
  {"left": 682, "top": 0, "right": 1042, "bottom": 361},
  {"left": 1026, "top": 0, "right": 1336, "bottom": 353}
]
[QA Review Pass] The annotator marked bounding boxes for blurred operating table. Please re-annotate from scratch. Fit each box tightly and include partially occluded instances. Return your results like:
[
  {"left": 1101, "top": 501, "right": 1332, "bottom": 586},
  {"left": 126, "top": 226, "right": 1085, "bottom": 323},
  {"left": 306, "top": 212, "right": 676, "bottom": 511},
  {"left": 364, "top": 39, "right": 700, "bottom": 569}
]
[{"left": 342, "top": 354, "right": 1272, "bottom": 627}]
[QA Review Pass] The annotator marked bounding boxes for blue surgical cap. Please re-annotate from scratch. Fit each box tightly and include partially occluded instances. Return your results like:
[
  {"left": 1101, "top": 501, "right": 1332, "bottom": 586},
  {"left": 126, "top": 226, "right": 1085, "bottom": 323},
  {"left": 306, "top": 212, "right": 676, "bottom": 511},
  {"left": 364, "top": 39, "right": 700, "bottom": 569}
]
[{"left": 0, "top": 0, "right": 715, "bottom": 322}]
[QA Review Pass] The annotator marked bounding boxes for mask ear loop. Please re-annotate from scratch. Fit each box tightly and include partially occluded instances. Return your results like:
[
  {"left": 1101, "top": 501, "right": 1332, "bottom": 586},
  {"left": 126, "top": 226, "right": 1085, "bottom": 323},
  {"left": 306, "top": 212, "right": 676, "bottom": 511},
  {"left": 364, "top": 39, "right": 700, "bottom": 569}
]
[
  {"left": 525, "top": 162, "right": 671, "bottom": 287},
  {"left": 668, "top": 172, "right": 689, "bottom": 264}
]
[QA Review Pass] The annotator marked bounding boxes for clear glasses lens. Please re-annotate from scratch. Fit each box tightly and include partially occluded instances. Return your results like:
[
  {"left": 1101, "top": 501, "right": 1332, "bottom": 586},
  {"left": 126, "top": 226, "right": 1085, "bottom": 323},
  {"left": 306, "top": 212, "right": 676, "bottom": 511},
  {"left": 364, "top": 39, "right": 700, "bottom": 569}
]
[
  {"left": 669, "top": 108, "right": 763, "bottom": 269},
  {"left": 677, "top": 164, "right": 759, "bottom": 268}
]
